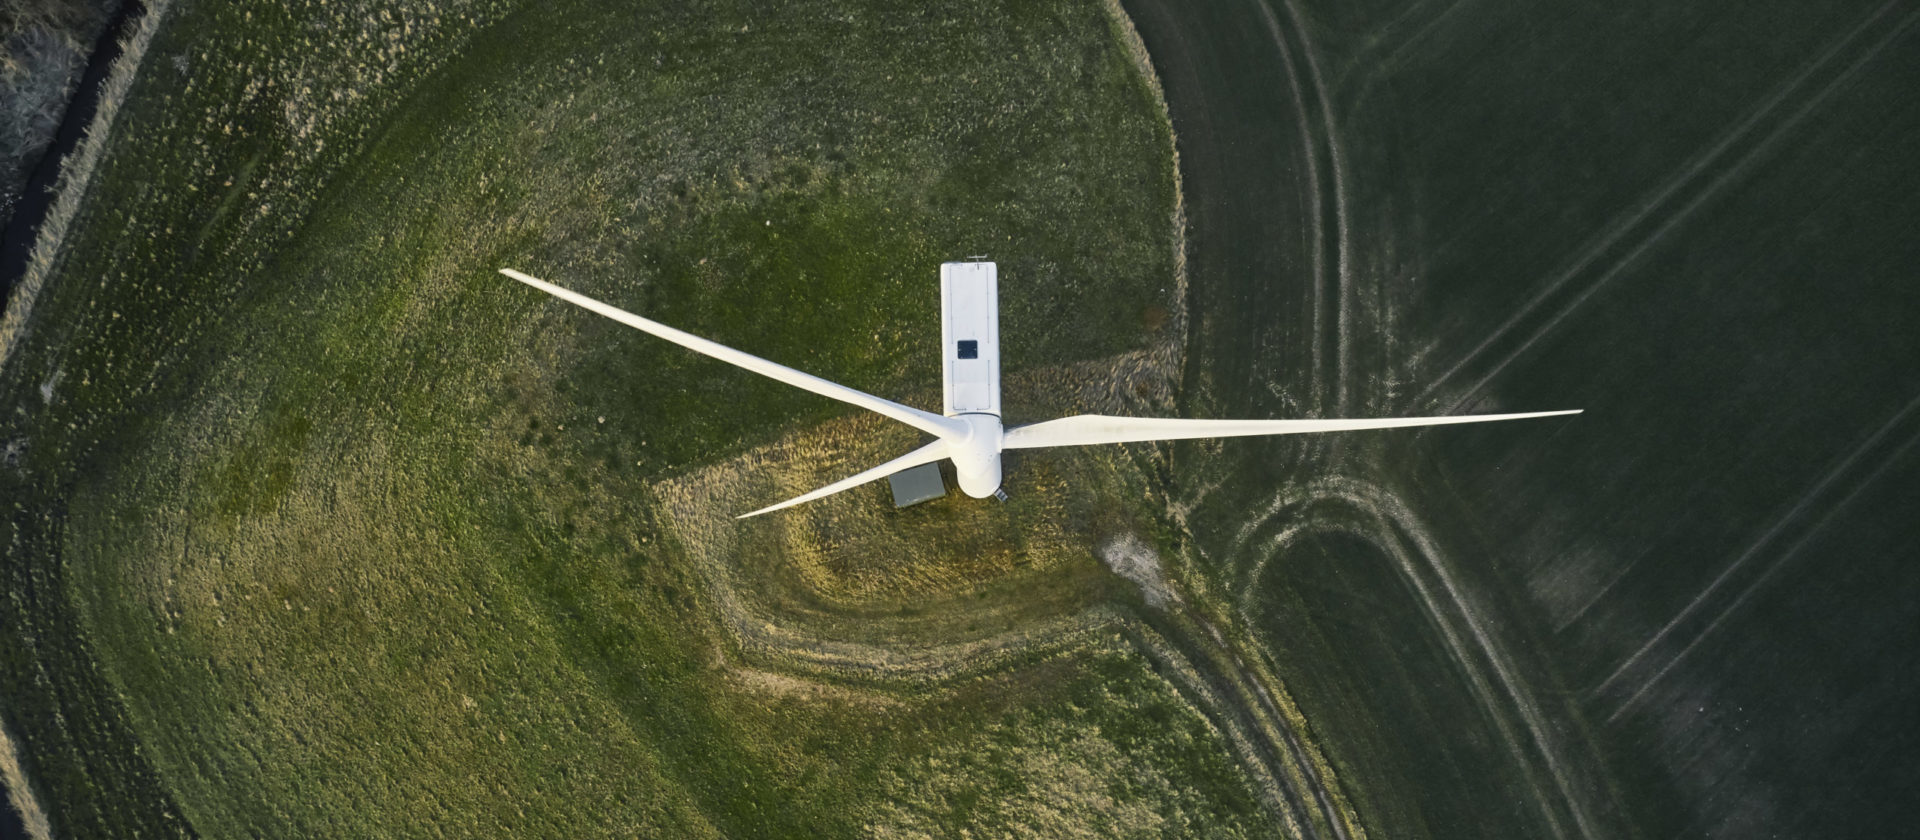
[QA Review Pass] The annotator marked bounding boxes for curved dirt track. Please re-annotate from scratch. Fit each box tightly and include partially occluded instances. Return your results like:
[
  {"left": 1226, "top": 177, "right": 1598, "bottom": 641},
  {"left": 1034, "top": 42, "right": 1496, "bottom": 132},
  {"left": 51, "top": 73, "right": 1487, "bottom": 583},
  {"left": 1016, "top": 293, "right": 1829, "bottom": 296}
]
[{"left": 1105, "top": 1, "right": 1374, "bottom": 834}]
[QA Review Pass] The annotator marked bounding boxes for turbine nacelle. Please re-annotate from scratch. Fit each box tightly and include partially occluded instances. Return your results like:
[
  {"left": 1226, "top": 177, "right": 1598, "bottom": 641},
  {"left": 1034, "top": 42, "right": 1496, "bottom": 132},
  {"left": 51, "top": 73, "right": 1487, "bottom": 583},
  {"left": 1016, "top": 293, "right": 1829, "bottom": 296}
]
[
  {"left": 938, "top": 260, "right": 1006, "bottom": 499},
  {"left": 499, "top": 264, "right": 1582, "bottom": 518},
  {"left": 948, "top": 413, "right": 1005, "bottom": 499}
]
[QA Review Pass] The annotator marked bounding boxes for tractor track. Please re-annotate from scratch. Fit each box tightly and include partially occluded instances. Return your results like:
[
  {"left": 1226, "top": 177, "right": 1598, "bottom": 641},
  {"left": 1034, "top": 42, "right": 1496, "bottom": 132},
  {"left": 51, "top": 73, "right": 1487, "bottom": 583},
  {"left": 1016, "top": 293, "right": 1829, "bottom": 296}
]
[
  {"left": 1232, "top": 477, "right": 1607, "bottom": 840},
  {"left": 1247, "top": 0, "right": 1351, "bottom": 417},
  {"left": 1114, "top": 0, "right": 1369, "bottom": 834},
  {"left": 1595, "top": 392, "right": 1920, "bottom": 722},
  {"left": 1417, "top": 0, "right": 1920, "bottom": 413}
]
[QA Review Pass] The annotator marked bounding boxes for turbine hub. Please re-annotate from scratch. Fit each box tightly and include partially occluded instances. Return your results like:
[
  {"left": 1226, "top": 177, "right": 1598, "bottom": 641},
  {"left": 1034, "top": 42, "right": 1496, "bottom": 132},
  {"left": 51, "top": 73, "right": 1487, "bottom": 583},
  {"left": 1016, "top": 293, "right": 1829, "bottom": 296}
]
[{"left": 948, "top": 413, "right": 1003, "bottom": 498}]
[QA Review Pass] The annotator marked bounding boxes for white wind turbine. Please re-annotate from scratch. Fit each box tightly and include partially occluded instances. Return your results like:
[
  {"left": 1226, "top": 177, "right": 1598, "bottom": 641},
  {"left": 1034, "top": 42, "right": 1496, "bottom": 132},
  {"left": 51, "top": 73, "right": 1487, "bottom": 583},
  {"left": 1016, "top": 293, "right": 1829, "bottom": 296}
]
[{"left": 501, "top": 263, "right": 1580, "bottom": 518}]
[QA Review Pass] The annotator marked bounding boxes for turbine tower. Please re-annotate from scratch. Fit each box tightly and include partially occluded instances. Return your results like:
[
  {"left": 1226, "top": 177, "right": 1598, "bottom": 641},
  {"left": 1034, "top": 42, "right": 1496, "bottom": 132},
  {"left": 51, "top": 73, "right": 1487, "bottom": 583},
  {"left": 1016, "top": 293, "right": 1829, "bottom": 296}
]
[{"left": 500, "top": 264, "right": 1580, "bottom": 518}]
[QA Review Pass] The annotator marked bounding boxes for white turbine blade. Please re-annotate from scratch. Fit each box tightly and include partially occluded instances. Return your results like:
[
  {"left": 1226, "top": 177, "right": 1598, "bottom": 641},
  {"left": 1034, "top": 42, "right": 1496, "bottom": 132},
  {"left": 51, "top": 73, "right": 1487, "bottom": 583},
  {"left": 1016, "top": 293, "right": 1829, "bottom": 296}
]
[
  {"left": 738, "top": 440, "right": 950, "bottom": 519},
  {"left": 501, "top": 269, "right": 966, "bottom": 440},
  {"left": 1002, "top": 409, "right": 1582, "bottom": 449}
]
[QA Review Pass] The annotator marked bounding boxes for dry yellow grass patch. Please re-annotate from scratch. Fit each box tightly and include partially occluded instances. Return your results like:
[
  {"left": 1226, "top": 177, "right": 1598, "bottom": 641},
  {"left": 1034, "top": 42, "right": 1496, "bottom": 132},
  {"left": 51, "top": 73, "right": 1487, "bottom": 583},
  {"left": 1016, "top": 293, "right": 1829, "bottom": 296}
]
[
  {"left": 652, "top": 336, "right": 1190, "bottom": 683},
  {"left": 0, "top": 716, "right": 52, "bottom": 840}
]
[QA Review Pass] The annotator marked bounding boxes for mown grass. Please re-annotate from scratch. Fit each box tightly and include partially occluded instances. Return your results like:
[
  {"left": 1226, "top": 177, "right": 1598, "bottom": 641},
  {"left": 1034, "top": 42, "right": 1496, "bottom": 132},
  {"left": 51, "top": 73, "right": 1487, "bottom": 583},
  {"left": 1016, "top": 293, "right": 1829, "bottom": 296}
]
[{"left": 0, "top": 0, "right": 1281, "bottom": 836}]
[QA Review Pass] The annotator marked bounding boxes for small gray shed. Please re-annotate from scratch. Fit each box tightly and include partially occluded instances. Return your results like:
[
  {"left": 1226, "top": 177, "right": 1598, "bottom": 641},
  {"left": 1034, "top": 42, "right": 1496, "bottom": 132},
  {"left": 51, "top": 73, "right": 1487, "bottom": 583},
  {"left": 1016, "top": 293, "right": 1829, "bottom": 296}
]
[{"left": 888, "top": 462, "right": 946, "bottom": 508}]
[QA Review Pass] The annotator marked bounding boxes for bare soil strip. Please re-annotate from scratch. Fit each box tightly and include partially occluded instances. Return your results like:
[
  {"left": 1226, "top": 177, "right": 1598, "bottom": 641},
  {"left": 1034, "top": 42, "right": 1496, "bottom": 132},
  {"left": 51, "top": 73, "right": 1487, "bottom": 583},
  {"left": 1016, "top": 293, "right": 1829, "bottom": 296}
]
[
  {"left": 0, "top": 715, "right": 52, "bottom": 840},
  {"left": 0, "top": 1, "right": 170, "bottom": 373}
]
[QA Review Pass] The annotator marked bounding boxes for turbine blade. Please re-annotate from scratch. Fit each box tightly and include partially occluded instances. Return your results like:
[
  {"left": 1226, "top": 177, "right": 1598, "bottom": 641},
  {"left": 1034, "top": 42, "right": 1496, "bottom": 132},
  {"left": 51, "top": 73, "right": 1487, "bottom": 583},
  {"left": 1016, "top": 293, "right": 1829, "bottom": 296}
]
[
  {"left": 1002, "top": 409, "right": 1582, "bottom": 449},
  {"left": 737, "top": 439, "right": 950, "bottom": 519},
  {"left": 501, "top": 269, "right": 966, "bottom": 439}
]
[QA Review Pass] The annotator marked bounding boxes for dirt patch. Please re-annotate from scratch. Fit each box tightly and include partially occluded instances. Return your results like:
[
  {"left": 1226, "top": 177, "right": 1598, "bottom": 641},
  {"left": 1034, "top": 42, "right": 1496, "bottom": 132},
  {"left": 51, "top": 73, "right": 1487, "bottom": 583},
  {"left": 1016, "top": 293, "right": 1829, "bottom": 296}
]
[
  {"left": 1099, "top": 532, "right": 1178, "bottom": 609},
  {"left": 0, "top": 715, "right": 52, "bottom": 840}
]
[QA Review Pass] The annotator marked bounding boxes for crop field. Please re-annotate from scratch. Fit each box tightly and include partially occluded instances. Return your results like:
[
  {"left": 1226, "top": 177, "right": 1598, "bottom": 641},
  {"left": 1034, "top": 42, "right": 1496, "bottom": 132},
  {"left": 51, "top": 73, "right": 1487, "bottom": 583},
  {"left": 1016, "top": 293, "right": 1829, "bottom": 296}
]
[
  {"left": 1123, "top": 0, "right": 1920, "bottom": 837},
  {"left": 5, "top": 0, "right": 1918, "bottom": 837}
]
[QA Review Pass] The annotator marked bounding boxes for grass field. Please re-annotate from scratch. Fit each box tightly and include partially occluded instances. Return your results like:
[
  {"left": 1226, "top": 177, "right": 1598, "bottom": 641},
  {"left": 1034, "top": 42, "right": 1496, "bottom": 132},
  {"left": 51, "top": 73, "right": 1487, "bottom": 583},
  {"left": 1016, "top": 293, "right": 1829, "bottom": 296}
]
[{"left": 0, "top": 0, "right": 1327, "bottom": 836}]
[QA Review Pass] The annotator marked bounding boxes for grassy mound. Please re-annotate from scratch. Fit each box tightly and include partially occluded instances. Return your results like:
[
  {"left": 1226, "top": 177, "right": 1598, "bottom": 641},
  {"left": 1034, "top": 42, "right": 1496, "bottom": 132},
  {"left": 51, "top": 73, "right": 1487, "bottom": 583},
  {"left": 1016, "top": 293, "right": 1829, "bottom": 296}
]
[{"left": 0, "top": 0, "right": 1286, "bottom": 836}]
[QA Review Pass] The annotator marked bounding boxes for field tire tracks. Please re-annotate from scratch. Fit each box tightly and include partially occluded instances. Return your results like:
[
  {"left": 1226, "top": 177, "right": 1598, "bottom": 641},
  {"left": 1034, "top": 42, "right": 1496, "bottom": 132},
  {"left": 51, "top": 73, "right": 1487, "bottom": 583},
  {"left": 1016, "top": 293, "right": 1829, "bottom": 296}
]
[
  {"left": 1244, "top": 0, "right": 1351, "bottom": 417},
  {"left": 1595, "top": 392, "right": 1920, "bottom": 722},
  {"left": 1234, "top": 477, "right": 1611, "bottom": 840},
  {"left": 1417, "top": 0, "right": 1920, "bottom": 413}
]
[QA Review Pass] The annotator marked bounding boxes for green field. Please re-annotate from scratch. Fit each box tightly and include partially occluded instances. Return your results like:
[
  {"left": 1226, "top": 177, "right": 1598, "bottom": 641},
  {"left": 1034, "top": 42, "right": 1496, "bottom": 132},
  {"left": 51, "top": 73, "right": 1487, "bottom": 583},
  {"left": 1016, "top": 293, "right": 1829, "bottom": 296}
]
[{"left": 0, "top": 0, "right": 1333, "bottom": 836}]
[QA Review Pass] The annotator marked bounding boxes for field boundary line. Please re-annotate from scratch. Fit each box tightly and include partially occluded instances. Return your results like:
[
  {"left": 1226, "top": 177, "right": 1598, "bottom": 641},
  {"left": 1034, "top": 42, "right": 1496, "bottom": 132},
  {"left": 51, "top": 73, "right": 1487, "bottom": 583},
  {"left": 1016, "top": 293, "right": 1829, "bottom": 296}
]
[
  {"left": 1101, "top": 0, "right": 1191, "bottom": 379},
  {"left": 0, "top": 1, "right": 173, "bottom": 376},
  {"left": 0, "top": 712, "right": 51, "bottom": 840}
]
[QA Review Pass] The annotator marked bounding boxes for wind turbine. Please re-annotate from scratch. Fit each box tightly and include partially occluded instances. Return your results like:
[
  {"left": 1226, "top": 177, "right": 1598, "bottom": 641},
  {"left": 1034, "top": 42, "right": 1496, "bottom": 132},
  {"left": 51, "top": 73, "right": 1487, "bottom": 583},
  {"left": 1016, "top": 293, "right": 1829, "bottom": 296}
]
[{"left": 500, "top": 263, "right": 1580, "bottom": 518}]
